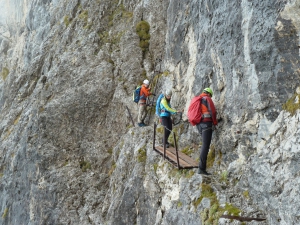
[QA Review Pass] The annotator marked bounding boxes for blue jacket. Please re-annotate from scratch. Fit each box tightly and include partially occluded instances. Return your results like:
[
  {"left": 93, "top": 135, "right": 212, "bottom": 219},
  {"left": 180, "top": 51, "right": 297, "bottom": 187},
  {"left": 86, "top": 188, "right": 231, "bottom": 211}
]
[{"left": 159, "top": 97, "right": 177, "bottom": 117}]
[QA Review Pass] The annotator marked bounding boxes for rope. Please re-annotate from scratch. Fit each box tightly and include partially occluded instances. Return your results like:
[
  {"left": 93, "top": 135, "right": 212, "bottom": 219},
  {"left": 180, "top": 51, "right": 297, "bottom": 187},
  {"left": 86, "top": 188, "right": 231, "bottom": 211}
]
[{"left": 157, "top": 122, "right": 173, "bottom": 133}]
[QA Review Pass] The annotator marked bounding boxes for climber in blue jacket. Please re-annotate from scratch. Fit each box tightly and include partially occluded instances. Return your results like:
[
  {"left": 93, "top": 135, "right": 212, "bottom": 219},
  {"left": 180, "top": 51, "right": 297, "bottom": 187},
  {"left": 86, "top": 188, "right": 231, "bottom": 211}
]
[{"left": 156, "top": 89, "right": 180, "bottom": 148}]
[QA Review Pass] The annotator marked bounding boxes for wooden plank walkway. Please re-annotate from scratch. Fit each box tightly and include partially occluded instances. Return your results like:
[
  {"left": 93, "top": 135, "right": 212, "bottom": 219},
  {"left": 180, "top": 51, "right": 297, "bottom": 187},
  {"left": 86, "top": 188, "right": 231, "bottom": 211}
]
[
  {"left": 154, "top": 146, "right": 198, "bottom": 169},
  {"left": 153, "top": 122, "right": 198, "bottom": 169}
]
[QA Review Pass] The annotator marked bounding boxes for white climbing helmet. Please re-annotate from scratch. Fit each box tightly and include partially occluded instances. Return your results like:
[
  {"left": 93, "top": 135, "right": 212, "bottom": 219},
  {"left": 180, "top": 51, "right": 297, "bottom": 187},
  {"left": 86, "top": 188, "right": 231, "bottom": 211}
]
[
  {"left": 165, "top": 89, "right": 172, "bottom": 97},
  {"left": 143, "top": 79, "right": 149, "bottom": 85}
]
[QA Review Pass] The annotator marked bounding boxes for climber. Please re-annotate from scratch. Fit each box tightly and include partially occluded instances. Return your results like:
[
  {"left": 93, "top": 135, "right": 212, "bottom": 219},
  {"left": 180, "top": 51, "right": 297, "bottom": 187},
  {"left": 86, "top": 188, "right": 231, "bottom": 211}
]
[
  {"left": 159, "top": 89, "right": 181, "bottom": 148},
  {"left": 196, "top": 88, "right": 218, "bottom": 176},
  {"left": 138, "top": 79, "right": 154, "bottom": 127}
]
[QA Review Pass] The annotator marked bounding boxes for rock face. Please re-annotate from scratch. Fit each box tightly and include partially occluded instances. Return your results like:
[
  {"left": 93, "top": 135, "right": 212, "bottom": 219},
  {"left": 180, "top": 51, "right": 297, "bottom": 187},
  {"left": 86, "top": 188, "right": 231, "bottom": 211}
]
[{"left": 0, "top": 0, "right": 299, "bottom": 224}]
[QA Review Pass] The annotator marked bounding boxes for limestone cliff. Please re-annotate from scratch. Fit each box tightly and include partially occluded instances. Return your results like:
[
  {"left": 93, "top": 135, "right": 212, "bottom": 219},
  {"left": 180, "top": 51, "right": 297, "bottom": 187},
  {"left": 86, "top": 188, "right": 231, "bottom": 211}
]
[{"left": 0, "top": 0, "right": 299, "bottom": 224}]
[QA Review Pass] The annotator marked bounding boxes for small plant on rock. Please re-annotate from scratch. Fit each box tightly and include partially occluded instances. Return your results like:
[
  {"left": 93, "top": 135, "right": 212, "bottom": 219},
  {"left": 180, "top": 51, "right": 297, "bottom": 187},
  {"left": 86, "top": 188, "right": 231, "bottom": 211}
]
[
  {"left": 137, "top": 147, "right": 147, "bottom": 163},
  {"left": 283, "top": 93, "right": 300, "bottom": 115},
  {"left": 1, "top": 67, "right": 9, "bottom": 80},
  {"left": 80, "top": 161, "right": 91, "bottom": 172},
  {"left": 79, "top": 10, "right": 88, "bottom": 23},
  {"left": 108, "top": 162, "right": 116, "bottom": 176},
  {"left": 220, "top": 170, "right": 228, "bottom": 183},
  {"left": 63, "top": 16, "right": 70, "bottom": 26},
  {"left": 136, "top": 21, "right": 150, "bottom": 53},
  {"left": 177, "top": 201, "right": 183, "bottom": 208},
  {"left": 243, "top": 190, "right": 250, "bottom": 199},
  {"left": 153, "top": 163, "right": 158, "bottom": 173},
  {"left": 181, "top": 146, "right": 194, "bottom": 156},
  {"left": 2, "top": 208, "right": 8, "bottom": 219}
]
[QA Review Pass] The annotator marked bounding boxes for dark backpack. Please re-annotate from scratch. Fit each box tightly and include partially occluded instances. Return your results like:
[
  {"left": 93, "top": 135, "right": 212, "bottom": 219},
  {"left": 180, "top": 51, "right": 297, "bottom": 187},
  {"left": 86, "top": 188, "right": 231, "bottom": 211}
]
[
  {"left": 187, "top": 96, "right": 203, "bottom": 126},
  {"left": 133, "top": 86, "right": 142, "bottom": 103}
]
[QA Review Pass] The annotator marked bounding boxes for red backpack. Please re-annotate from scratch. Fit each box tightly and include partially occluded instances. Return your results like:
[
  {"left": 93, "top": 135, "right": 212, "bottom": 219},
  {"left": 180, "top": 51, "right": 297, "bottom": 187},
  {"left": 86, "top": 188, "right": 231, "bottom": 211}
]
[{"left": 187, "top": 96, "right": 203, "bottom": 126}]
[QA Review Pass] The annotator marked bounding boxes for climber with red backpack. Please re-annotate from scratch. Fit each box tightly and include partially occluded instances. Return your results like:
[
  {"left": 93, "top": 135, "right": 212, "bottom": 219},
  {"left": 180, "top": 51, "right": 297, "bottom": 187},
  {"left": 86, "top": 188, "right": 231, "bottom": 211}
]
[{"left": 187, "top": 87, "right": 218, "bottom": 176}]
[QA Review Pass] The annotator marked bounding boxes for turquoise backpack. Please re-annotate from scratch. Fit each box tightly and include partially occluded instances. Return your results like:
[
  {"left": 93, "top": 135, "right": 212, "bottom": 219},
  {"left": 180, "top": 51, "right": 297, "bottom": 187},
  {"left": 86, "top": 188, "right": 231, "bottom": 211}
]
[{"left": 155, "top": 93, "right": 164, "bottom": 116}]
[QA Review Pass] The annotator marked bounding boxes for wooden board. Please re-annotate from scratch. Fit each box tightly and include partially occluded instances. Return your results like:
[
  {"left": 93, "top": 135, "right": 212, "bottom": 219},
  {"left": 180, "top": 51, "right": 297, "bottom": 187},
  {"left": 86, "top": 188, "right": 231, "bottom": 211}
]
[
  {"left": 167, "top": 147, "right": 198, "bottom": 167},
  {"left": 154, "top": 146, "right": 198, "bottom": 169}
]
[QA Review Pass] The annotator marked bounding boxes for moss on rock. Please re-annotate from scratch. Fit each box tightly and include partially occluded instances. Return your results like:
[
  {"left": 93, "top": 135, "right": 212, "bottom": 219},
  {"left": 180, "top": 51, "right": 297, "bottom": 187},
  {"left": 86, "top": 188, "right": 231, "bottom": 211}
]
[
  {"left": 136, "top": 21, "right": 150, "bottom": 53},
  {"left": 283, "top": 93, "right": 300, "bottom": 115},
  {"left": 80, "top": 161, "right": 91, "bottom": 172},
  {"left": 1, "top": 67, "right": 9, "bottom": 80},
  {"left": 194, "top": 183, "right": 242, "bottom": 224},
  {"left": 63, "top": 15, "right": 70, "bottom": 26},
  {"left": 137, "top": 147, "right": 147, "bottom": 163}
]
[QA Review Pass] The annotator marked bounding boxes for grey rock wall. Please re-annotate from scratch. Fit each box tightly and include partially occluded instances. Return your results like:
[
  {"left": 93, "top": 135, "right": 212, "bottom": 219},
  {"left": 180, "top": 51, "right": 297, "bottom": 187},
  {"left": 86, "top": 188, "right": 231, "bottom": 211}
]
[{"left": 0, "top": 0, "right": 299, "bottom": 224}]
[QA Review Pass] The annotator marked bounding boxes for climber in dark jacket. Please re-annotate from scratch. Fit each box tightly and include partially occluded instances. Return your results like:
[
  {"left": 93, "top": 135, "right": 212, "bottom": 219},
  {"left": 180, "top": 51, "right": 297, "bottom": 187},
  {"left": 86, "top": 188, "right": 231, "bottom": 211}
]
[{"left": 196, "top": 87, "right": 218, "bottom": 176}]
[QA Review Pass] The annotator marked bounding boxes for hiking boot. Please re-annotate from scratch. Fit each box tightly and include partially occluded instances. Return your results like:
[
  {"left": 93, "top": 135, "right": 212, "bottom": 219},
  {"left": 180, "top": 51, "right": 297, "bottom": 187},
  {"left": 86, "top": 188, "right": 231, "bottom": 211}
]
[
  {"left": 198, "top": 168, "right": 211, "bottom": 176},
  {"left": 138, "top": 123, "right": 145, "bottom": 127}
]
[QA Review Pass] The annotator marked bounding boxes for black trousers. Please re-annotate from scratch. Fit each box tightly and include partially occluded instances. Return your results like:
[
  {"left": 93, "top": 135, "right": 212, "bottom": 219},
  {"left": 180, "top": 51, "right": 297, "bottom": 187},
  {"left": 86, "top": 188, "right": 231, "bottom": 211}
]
[
  {"left": 196, "top": 122, "right": 213, "bottom": 171},
  {"left": 161, "top": 116, "right": 172, "bottom": 144}
]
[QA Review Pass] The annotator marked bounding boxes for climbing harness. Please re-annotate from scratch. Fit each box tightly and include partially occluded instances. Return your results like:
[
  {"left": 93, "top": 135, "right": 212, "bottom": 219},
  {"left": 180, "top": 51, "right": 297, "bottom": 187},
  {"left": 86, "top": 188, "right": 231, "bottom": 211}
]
[{"left": 202, "top": 113, "right": 212, "bottom": 118}]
